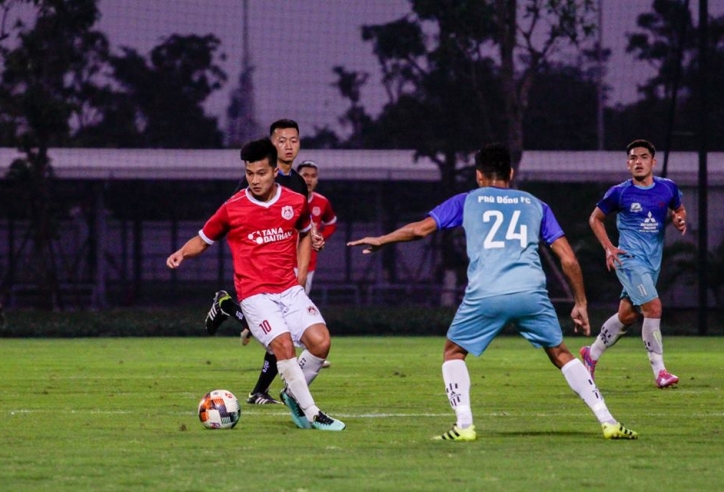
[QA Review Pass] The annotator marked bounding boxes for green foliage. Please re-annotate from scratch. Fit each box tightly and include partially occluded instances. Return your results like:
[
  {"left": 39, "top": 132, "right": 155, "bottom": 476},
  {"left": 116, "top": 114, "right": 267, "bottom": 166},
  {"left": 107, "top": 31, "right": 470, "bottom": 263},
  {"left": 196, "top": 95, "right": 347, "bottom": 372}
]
[
  {"left": 626, "top": 0, "right": 695, "bottom": 100},
  {"left": 661, "top": 238, "right": 724, "bottom": 305},
  {"left": 0, "top": 306, "right": 458, "bottom": 338},
  {"left": 2, "top": 305, "right": 722, "bottom": 338},
  {"left": 0, "top": 308, "right": 201, "bottom": 337},
  {"left": 0, "top": 1, "right": 227, "bottom": 149},
  {"left": 96, "top": 34, "right": 227, "bottom": 148},
  {"left": 523, "top": 63, "right": 600, "bottom": 149},
  {"left": 330, "top": 0, "right": 599, "bottom": 163},
  {"left": 1, "top": 336, "right": 723, "bottom": 491},
  {"left": 0, "top": 2, "right": 110, "bottom": 308},
  {"left": 617, "top": 1, "right": 724, "bottom": 151},
  {"left": 0, "top": 0, "right": 110, "bottom": 148},
  {"left": 0, "top": 1, "right": 228, "bottom": 308},
  {"left": 354, "top": 0, "right": 505, "bottom": 169}
]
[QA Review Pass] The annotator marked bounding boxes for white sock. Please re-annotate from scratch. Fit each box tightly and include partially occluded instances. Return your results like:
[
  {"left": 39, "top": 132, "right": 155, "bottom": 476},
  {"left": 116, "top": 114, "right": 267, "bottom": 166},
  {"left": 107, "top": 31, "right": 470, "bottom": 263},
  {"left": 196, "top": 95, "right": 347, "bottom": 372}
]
[
  {"left": 442, "top": 360, "right": 473, "bottom": 429},
  {"left": 297, "top": 349, "right": 325, "bottom": 386},
  {"left": 642, "top": 318, "right": 665, "bottom": 376},
  {"left": 277, "top": 358, "right": 320, "bottom": 420},
  {"left": 590, "top": 314, "right": 627, "bottom": 360},
  {"left": 561, "top": 359, "right": 615, "bottom": 425}
]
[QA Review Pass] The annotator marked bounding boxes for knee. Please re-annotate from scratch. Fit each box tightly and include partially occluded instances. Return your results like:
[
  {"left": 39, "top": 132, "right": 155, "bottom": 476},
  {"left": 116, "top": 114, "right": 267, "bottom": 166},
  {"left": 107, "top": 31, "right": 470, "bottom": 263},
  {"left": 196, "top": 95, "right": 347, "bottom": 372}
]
[
  {"left": 303, "top": 324, "right": 331, "bottom": 358},
  {"left": 312, "top": 337, "right": 331, "bottom": 358},
  {"left": 443, "top": 340, "right": 467, "bottom": 362},
  {"left": 545, "top": 345, "right": 574, "bottom": 369},
  {"left": 617, "top": 305, "right": 639, "bottom": 326},
  {"left": 271, "top": 336, "right": 296, "bottom": 360},
  {"left": 641, "top": 299, "right": 662, "bottom": 319}
]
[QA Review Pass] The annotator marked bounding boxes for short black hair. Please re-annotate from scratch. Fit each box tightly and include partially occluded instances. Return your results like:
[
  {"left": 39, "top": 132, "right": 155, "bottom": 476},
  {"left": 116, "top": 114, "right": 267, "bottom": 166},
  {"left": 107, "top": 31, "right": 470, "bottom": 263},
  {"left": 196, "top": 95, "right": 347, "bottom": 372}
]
[
  {"left": 626, "top": 139, "right": 656, "bottom": 157},
  {"left": 475, "top": 143, "right": 511, "bottom": 181},
  {"left": 296, "top": 160, "right": 318, "bottom": 172},
  {"left": 269, "top": 119, "right": 300, "bottom": 136},
  {"left": 240, "top": 138, "right": 277, "bottom": 167}
]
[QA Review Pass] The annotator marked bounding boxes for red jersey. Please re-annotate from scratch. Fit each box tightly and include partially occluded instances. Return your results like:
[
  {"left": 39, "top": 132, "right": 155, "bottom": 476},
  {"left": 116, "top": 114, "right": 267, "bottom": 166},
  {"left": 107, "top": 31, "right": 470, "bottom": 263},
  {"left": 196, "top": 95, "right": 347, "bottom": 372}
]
[
  {"left": 308, "top": 191, "right": 337, "bottom": 272},
  {"left": 200, "top": 185, "right": 311, "bottom": 300}
]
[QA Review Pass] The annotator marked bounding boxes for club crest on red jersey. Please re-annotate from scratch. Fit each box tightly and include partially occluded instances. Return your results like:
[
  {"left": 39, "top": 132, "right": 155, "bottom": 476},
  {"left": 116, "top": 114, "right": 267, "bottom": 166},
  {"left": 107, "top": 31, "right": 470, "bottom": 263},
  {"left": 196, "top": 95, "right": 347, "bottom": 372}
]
[
  {"left": 281, "top": 205, "right": 294, "bottom": 220},
  {"left": 312, "top": 206, "right": 321, "bottom": 216}
]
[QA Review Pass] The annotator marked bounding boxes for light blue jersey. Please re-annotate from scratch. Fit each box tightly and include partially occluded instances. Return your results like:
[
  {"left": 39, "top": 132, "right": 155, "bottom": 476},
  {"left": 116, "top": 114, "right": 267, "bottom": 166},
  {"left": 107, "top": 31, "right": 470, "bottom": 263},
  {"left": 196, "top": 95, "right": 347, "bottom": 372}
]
[
  {"left": 597, "top": 177, "right": 683, "bottom": 272},
  {"left": 428, "top": 187, "right": 566, "bottom": 355},
  {"left": 429, "top": 188, "right": 564, "bottom": 300},
  {"left": 597, "top": 177, "right": 683, "bottom": 305}
]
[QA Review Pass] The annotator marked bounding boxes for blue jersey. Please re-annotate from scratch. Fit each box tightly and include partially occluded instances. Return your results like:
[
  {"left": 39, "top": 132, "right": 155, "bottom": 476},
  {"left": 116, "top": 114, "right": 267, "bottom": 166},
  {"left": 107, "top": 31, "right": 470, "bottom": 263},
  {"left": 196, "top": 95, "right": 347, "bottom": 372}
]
[
  {"left": 429, "top": 188, "right": 565, "bottom": 300},
  {"left": 597, "top": 177, "right": 683, "bottom": 271}
]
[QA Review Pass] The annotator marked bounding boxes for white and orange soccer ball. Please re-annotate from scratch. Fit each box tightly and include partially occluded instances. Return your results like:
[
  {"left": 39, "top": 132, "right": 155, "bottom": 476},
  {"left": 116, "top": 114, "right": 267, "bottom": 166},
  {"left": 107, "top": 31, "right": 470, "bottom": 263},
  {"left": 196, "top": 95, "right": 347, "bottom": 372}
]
[{"left": 197, "top": 389, "right": 241, "bottom": 429}]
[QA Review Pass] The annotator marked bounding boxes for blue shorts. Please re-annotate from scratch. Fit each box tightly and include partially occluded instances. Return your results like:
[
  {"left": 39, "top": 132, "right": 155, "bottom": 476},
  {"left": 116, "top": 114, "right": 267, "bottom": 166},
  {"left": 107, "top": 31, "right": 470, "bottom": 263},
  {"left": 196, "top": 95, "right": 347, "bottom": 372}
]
[
  {"left": 615, "top": 255, "right": 660, "bottom": 306},
  {"left": 447, "top": 291, "right": 563, "bottom": 357}
]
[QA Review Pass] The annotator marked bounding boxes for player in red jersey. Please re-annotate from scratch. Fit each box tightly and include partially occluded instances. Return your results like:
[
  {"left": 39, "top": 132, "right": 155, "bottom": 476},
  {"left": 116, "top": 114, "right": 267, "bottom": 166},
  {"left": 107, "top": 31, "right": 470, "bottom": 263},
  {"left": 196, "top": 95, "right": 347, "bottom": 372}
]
[
  {"left": 167, "top": 138, "right": 345, "bottom": 431},
  {"left": 297, "top": 160, "right": 338, "bottom": 368},
  {"left": 207, "top": 119, "right": 319, "bottom": 405},
  {"left": 296, "top": 160, "right": 338, "bottom": 294}
]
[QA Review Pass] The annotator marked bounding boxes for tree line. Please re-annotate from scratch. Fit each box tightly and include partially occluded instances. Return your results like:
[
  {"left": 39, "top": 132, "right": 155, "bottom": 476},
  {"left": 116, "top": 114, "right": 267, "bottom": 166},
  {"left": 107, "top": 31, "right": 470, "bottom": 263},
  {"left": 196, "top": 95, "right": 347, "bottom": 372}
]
[
  {"left": 1, "top": 0, "right": 722, "bottom": 309},
  {"left": 1, "top": 0, "right": 722, "bottom": 158}
]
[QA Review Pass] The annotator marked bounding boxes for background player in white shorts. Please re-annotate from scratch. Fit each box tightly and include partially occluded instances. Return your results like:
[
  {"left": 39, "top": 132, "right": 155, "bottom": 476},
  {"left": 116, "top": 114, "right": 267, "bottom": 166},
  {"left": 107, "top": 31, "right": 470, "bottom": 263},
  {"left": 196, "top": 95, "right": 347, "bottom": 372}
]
[{"left": 296, "top": 160, "right": 338, "bottom": 368}]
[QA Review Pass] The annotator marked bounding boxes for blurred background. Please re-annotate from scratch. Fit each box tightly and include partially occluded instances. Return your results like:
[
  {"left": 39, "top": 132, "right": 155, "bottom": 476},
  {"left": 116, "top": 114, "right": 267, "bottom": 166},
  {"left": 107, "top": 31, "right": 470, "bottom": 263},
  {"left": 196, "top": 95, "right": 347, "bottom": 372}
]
[{"left": 0, "top": 0, "right": 722, "bottom": 333}]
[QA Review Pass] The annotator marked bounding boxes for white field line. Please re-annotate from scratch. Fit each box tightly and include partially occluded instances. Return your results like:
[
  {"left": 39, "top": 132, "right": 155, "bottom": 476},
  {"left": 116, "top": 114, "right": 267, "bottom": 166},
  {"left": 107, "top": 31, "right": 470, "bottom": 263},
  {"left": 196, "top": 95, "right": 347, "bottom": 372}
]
[{"left": 6, "top": 409, "right": 724, "bottom": 419}]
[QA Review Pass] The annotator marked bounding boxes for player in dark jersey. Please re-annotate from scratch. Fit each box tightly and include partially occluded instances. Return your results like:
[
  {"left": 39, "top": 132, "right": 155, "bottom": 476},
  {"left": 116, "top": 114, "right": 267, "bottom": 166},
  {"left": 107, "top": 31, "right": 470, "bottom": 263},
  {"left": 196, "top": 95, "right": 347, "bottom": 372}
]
[{"left": 231, "top": 119, "right": 308, "bottom": 197}]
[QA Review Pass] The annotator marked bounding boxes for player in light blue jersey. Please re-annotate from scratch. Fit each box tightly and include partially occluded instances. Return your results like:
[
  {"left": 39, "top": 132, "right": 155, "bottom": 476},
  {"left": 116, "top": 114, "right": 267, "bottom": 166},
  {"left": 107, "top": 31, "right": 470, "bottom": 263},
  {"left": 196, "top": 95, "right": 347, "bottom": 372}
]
[
  {"left": 581, "top": 139, "right": 687, "bottom": 388},
  {"left": 348, "top": 144, "right": 638, "bottom": 441}
]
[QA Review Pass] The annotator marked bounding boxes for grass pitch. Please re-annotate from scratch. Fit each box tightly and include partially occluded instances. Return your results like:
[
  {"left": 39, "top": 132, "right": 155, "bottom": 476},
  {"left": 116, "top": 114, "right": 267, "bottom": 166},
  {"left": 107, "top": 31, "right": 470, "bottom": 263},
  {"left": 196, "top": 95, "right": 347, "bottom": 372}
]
[{"left": 1, "top": 336, "right": 722, "bottom": 492}]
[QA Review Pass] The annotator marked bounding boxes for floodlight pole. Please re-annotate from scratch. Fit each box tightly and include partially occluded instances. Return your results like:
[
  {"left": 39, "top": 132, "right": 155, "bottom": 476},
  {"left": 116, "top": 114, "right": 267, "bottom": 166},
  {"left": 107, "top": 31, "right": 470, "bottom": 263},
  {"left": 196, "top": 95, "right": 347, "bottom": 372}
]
[
  {"left": 596, "top": 0, "right": 605, "bottom": 150},
  {"left": 697, "top": 0, "right": 708, "bottom": 335}
]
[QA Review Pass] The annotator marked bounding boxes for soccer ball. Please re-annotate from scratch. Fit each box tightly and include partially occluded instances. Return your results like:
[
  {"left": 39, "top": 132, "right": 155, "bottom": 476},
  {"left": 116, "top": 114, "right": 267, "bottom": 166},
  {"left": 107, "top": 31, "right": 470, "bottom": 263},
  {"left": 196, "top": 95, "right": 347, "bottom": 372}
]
[{"left": 198, "top": 389, "right": 241, "bottom": 429}]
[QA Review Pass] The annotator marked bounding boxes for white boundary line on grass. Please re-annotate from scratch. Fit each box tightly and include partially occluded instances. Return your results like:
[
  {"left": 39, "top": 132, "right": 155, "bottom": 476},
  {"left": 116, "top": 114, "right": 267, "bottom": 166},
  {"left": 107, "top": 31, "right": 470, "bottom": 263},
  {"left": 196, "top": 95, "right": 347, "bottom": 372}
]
[{"left": 7, "top": 409, "right": 724, "bottom": 418}]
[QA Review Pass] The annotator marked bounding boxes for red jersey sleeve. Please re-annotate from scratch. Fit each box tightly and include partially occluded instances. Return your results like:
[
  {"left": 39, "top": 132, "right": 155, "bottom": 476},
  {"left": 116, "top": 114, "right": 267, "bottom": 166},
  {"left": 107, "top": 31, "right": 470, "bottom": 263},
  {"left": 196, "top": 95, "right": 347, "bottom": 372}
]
[
  {"left": 321, "top": 207, "right": 337, "bottom": 240},
  {"left": 318, "top": 194, "right": 337, "bottom": 240},
  {"left": 200, "top": 203, "right": 231, "bottom": 243}
]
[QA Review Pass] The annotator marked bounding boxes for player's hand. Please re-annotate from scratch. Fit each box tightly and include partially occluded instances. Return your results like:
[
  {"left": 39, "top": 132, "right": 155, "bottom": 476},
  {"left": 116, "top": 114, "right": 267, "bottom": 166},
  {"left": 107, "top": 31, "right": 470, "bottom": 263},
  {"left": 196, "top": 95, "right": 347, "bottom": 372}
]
[
  {"left": 673, "top": 213, "right": 687, "bottom": 235},
  {"left": 347, "top": 237, "right": 383, "bottom": 254},
  {"left": 166, "top": 252, "right": 184, "bottom": 269},
  {"left": 604, "top": 247, "right": 626, "bottom": 271},
  {"left": 310, "top": 222, "right": 325, "bottom": 251},
  {"left": 570, "top": 304, "right": 590, "bottom": 336},
  {"left": 312, "top": 233, "right": 325, "bottom": 251}
]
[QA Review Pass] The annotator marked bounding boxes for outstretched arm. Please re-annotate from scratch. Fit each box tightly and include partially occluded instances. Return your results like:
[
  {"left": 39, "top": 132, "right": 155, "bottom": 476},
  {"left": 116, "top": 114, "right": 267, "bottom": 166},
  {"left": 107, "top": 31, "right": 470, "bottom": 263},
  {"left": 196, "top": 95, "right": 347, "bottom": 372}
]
[
  {"left": 550, "top": 236, "right": 590, "bottom": 336},
  {"left": 347, "top": 216, "right": 439, "bottom": 254},
  {"left": 166, "top": 236, "right": 210, "bottom": 269},
  {"left": 589, "top": 207, "right": 625, "bottom": 271}
]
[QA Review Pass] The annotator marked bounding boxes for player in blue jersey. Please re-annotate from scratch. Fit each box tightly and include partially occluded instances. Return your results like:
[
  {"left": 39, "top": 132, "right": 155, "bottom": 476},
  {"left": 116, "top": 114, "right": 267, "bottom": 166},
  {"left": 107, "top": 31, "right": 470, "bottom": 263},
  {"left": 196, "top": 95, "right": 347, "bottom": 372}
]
[
  {"left": 348, "top": 143, "right": 638, "bottom": 441},
  {"left": 580, "top": 139, "right": 687, "bottom": 388}
]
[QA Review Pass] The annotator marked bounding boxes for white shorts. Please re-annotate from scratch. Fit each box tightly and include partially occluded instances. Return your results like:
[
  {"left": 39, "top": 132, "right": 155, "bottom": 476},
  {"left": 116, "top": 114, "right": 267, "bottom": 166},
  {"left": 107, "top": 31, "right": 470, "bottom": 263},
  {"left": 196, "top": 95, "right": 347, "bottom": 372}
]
[
  {"left": 240, "top": 285, "right": 325, "bottom": 348},
  {"left": 294, "top": 268, "right": 316, "bottom": 295}
]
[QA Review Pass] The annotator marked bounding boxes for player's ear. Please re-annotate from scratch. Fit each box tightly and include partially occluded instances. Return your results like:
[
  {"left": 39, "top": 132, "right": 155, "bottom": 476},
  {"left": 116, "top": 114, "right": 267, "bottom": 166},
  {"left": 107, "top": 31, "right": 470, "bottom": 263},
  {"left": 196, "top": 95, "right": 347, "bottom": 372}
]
[
  {"left": 509, "top": 168, "right": 515, "bottom": 182},
  {"left": 475, "top": 169, "right": 484, "bottom": 187}
]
